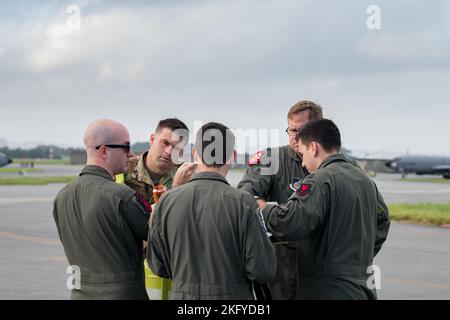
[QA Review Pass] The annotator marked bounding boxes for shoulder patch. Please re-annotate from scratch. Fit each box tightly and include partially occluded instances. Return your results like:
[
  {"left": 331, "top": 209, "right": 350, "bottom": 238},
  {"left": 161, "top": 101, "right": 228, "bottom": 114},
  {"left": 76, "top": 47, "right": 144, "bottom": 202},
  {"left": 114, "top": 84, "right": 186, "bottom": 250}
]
[
  {"left": 249, "top": 150, "right": 266, "bottom": 166},
  {"left": 289, "top": 178, "right": 302, "bottom": 191},
  {"left": 135, "top": 192, "right": 152, "bottom": 214},
  {"left": 296, "top": 183, "right": 311, "bottom": 197}
]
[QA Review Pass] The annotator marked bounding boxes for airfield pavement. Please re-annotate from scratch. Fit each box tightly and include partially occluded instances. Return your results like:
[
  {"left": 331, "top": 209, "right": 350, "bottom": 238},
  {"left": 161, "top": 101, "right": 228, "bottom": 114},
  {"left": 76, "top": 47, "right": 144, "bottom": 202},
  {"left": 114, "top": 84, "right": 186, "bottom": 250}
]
[{"left": 0, "top": 166, "right": 449, "bottom": 299}]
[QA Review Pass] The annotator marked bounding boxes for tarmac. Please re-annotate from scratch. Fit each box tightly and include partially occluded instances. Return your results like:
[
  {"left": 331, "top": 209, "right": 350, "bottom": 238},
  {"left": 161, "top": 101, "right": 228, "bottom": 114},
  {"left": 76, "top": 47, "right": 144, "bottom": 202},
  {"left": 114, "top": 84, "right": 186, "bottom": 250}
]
[{"left": 0, "top": 166, "right": 449, "bottom": 299}]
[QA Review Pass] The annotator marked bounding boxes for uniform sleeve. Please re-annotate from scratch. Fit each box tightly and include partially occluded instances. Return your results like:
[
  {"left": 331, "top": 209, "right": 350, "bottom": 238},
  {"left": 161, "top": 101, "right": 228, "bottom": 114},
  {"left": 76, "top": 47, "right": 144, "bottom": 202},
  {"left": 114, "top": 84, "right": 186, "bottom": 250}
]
[
  {"left": 373, "top": 183, "right": 390, "bottom": 256},
  {"left": 52, "top": 199, "right": 63, "bottom": 244},
  {"left": 244, "top": 202, "right": 277, "bottom": 284},
  {"left": 119, "top": 193, "right": 151, "bottom": 241},
  {"left": 146, "top": 200, "right": 171, "bottom": 278},
  {"left": 237, "top": 152, "right": 274, "bottom": 199},
  {"left": 262, "top": 179, "right": 328, "bottom": 241}
]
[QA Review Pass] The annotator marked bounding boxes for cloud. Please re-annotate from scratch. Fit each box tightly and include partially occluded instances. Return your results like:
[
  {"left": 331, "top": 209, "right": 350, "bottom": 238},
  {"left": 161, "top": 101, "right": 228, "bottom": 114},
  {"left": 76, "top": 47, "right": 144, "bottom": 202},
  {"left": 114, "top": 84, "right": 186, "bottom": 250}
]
[
  {"left": 1, "top": 0, "right": 450, "bottom": 154},
  {"left": 3, "top": 0, "right": 450, "bottom": 85}
]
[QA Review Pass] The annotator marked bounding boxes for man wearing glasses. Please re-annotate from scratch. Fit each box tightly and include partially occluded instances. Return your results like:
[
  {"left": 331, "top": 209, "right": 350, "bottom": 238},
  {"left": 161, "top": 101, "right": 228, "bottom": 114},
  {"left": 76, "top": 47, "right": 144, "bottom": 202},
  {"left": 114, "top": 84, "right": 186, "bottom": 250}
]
[
  {"left": 53, "top": 119, "right": 152, "bottom": 299},
  {"left": 237, "top": 100, "right": 323, "bottom": 300}
]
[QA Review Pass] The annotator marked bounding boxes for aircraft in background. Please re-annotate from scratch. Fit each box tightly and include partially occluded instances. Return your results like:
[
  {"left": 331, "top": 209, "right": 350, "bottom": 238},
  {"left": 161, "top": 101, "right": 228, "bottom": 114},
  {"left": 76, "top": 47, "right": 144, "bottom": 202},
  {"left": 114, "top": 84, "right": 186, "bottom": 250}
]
[
  {"left": 385, "top": 155, "right": 450, "bottom": 179},
  {"left": 0, "top": 152, "right": 13, "bottom": 168}
]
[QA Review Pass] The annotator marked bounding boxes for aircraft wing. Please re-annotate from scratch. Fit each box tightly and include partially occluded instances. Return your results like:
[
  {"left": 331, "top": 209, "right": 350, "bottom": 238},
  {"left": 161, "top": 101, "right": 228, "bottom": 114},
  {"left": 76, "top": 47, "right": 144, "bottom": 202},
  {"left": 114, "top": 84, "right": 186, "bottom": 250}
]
[{"left": 432, "top": 165, "right": 450, "bottom": 170}]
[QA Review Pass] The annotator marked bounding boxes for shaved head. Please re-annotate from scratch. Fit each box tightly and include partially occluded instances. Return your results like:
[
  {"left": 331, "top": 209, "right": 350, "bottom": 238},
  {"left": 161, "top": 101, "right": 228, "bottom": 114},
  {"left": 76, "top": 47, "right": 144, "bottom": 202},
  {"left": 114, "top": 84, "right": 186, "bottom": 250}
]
[
  {"left": 83, "top": 119, "right": 132, "bottom": 176},
  {"left": 84, "top": 119, "right": 129, "bottom": 149}
]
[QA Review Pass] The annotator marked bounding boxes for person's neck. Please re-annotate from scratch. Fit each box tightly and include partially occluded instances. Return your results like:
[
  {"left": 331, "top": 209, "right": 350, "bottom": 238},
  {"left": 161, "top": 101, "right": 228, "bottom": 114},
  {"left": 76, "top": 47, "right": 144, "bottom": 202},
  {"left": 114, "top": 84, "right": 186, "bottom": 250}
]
[
  {"left": 196, "top": 163, "right": 229, "bottom": 177},
  {"left": 145, "top": 155, "right": 164, "bottom": 178},
  {"left": 86, "top": 159, "right": 114, "bottom": 178},
  {"left": 290, "top": 144, "right": 300, "bottom": 156},
  {"left": 317, "top": 151, "right": 339, "bottom": 169}
]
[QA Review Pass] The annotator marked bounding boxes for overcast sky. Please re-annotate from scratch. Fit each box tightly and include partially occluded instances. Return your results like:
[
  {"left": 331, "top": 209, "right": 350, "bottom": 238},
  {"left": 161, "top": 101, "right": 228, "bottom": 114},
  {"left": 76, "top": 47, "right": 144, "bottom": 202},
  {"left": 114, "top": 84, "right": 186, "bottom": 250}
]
[{"left": 1, "top": 0, "right": 449, "bottom": 155}]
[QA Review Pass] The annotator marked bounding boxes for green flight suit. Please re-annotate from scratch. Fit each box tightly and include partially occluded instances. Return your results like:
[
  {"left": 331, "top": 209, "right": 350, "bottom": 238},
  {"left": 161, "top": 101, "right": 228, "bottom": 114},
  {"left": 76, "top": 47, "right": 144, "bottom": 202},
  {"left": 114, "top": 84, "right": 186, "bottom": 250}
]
[
  {"left": 53, "top": 165, "right": 151, "bottom": 300},
  {"left": 124, "top": 151, "right": 178, "bottom": 204},
  {"left": 262, "top": 154, "right": 390, "bottom": 300},
  {"left": 237, "top": 145, "right": 308, "bottom": 300},
  {"left": 147, "top": 171, "right": 277, "bottom": 299}
]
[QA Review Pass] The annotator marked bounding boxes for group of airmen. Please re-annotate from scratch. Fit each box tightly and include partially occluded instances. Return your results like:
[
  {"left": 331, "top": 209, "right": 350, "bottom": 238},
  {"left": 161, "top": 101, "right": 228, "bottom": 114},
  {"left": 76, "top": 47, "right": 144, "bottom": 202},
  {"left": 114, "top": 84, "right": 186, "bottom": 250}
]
[{"left": 53, "top": 100, "right": 390, "bottom": 300}]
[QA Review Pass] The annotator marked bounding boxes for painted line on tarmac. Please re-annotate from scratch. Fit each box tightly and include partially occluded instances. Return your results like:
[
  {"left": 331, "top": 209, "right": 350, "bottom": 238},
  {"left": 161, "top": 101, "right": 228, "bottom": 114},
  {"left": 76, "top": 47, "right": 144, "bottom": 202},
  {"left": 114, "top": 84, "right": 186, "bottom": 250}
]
[
  {"left": 0, "top": 197, "right": 54, "bottom": 206},
  {"left": 384, "top": 277, "right": 450, "bottom": 290},
  {"left": 0, "top": 231, "right": 60, "bottom": 245}
]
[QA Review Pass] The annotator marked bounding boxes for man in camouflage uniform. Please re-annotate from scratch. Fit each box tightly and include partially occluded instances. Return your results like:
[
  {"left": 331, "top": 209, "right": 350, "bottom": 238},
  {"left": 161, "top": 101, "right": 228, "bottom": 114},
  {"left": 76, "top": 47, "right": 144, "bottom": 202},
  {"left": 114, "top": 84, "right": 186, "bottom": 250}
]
[
  {"left": 124, "top": 118, "right": 196, "bottom": 204},
  {"left": 237, "top": 100, "right": 323, "bottom": 299},
  {"left": 53, "top": 119, "right": 152, "bottom": 300},
  {"left": 260, "top": 119, "right": 390, "bottom": 299}
]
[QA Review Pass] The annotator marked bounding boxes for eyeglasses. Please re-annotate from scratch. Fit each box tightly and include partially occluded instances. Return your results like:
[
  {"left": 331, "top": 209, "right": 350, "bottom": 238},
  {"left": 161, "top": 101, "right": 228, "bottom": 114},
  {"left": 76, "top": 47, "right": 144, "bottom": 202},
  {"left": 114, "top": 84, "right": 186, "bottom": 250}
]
[
  {"left": 285, "top": 128, "right": 299, "bottom": 136},
  {"left": 95, "top": 143, "right": 131, "bottom": 153}
]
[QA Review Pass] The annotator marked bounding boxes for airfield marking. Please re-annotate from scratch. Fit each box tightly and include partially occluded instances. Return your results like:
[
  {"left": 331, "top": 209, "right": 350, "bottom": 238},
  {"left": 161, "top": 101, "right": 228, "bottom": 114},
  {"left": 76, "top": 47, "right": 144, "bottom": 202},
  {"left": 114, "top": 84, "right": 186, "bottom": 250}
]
[
  {"left": 0, "top": 197, "right": 54, "bottom": 206},
  {"left": 0, "top": 231, "right": 60, "bottom": 246}
]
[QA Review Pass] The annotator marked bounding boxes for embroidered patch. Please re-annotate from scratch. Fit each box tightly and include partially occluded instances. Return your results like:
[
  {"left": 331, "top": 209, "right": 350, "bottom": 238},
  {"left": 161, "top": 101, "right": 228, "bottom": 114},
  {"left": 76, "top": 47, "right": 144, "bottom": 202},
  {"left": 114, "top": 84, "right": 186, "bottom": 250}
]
[
  {"left": 289, "top": 178, "right": 302, "bottom": 191},
  {"left": 296, "top": 183, "right": 311, "bottom": 197},
  {"left": 135, "top": 192, "right": 152, "bottom": 213},
  {"left": 249, "top": 151, "right": 266, "bottom": 166}
]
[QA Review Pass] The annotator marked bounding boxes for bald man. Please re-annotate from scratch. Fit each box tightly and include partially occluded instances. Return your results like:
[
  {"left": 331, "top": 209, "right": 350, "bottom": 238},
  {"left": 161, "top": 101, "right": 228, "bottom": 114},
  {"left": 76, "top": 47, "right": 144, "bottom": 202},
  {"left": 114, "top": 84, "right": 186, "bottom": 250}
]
[{"left": 53, "top": 119, "right": 152, "bottom": 300}]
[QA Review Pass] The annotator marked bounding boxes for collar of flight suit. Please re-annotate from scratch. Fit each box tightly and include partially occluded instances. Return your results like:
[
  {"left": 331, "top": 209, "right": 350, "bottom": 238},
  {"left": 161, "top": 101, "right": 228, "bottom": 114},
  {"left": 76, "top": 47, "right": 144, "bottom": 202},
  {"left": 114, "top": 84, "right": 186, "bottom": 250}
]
[
  {"left": 318, "top": 153, "right": 349, "bottom": 170},
  {"left": 79, "top": 165, "right": 114, "bottom": 181},
  {"left": 286, "top": 145, "right": 302, "bottom": 163},
  {"left": 190, "top": 171, "right": 230, "bottom": 186},
  {"left": 132, "top": 151, "right": 176, "bottom": 187}
]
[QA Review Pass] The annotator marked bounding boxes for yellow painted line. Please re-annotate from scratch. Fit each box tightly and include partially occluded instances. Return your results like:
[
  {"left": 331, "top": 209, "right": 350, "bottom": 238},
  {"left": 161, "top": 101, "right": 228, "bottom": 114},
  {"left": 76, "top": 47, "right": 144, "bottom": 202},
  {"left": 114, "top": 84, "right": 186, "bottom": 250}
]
[
  {"left": 384, "top": 277, "right": 450, "bottom": 290},
  {"left": 0, "top": 231, "right": 60, "bottom": 246}
]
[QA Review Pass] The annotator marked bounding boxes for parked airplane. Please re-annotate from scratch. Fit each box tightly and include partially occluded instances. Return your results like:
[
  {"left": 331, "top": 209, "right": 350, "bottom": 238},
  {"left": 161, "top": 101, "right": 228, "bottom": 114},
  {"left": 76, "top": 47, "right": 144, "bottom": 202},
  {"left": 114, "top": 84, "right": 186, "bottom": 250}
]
[
  {"left": 0, "top": 152, "right": 13, "bottom": 168},
  {"left": 385, "top": 155, "right": 450, "bottom": 179}
]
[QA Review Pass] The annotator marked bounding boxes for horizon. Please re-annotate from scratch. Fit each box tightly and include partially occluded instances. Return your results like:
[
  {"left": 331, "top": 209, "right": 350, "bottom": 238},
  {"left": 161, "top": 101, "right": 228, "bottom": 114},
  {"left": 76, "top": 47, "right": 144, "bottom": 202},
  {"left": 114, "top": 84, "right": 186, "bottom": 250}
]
[{"left": 1, "top": 1, "right": 449, "bottom": 156}]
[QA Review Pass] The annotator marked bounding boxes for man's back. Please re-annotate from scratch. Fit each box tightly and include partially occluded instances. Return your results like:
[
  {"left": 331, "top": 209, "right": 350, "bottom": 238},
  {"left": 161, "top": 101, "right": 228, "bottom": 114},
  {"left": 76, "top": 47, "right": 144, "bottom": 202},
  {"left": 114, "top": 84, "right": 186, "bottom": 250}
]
[
  {"left": 53, "top": 165, "right": 149, "bottom": 299},
  {"left": 292, "top": 155, "right": 387, "bottom": 299},
  {"left": 147, "top": 171, "right": 276, "bottom": 299},
  {"left": 298, "top": 157, "right": 378, "bottom": 276}
]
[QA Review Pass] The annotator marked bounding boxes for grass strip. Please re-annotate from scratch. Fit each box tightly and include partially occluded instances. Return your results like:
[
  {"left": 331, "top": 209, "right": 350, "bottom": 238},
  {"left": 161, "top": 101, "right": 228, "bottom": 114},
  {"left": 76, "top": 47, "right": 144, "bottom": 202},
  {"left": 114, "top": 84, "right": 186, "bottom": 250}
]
[
  {"left": 388, "top": 202, "right": 450, "bottom": 226},
  {"left": 0, "top": 176, "right": 75, "bottom": 185}
]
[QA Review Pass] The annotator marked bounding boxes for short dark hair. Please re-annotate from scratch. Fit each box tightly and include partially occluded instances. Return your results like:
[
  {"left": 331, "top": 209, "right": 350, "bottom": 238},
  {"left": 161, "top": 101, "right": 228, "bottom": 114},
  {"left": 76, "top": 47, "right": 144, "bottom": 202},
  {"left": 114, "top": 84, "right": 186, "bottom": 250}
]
[
  {"left": 155, "top": 118, "right": 188, "bottom": 133},
  {"left": 194, "top": 122, "right": 235, "bottom": 168},
  {"left": 295, "top": 119, "right": 341, "bottom": 152}
]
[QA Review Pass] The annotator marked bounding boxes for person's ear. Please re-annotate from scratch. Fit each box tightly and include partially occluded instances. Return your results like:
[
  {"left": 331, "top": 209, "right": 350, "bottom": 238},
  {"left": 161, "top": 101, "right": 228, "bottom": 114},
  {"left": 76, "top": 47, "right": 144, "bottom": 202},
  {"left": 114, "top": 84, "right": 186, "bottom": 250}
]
[
  {"left": 99, "top": 145, "right": 108, "bottom": 160},
  {"left": 192, "top": 148, "right": 200, "bottom": 163},
  {"left": 150, "top": 133, "right": 155, "bottom": 145},
  {"left": 226, "top": 150, "right": 237, "bottom": 165},
  {"left": 311, "top": 142, "right": 319, "bottom": 157}
]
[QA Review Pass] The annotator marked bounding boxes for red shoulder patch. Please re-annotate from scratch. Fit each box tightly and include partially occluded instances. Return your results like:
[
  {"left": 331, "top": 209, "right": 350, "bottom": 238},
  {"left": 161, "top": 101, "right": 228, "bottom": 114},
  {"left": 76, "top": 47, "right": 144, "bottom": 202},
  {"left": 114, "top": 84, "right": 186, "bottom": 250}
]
[
  {"left": 296, "top": 184, "right": 311, "bottom": 197},
  {"left": 249, "top": 151, "right": 266, "bottom": 166},
  {"left": 135, "top": 192, "right": 152, "bottom": 213}
]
